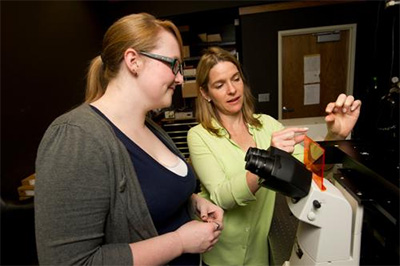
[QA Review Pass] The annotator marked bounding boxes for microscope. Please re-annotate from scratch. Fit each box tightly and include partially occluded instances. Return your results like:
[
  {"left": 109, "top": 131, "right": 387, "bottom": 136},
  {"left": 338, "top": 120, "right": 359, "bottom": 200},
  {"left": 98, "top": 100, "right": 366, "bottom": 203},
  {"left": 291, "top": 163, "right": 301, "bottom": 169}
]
[{"left": 245, "top": 137, "right": 364, "bottom": 265}]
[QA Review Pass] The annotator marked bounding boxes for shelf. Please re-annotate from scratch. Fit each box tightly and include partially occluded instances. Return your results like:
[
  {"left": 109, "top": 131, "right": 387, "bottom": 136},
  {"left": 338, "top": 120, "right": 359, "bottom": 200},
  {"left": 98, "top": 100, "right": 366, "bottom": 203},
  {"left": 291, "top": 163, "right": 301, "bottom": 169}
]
[
  {"left": 168, "top": 8, "right": 239, "bottom": 121},
  {"left": 194, "top": 41, "right": 236, "bottom": 47},
  {"left": 183, "top": 56, "right": 202, "bottom": 62},
  {"left": 161, "top": 119, "right": 198, "bottom": 159},
  {"left": 183, "top": 42, "right": 236, "bottom": 62}
]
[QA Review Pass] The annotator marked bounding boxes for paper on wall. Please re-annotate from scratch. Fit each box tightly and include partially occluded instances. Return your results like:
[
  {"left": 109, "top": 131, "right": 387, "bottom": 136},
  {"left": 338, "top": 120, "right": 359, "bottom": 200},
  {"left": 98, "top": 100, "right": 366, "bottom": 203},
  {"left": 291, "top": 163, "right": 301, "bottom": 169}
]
[
  {"left": 304, "top": 54, "right": 320, "bottom": 84},
  {"left": 304, "top": 84, "right": 320, "bottom": 105}
]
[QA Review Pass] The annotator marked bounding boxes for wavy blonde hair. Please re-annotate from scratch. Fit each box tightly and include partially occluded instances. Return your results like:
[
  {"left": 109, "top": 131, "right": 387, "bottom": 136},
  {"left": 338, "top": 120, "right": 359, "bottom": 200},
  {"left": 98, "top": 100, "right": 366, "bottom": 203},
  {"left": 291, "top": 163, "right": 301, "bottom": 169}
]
[
  {"left": 85, "top": 13, "right": 183, "bottom": 103},
  {"left": 195, "top": 47, "right": 261, "bottom": 136}
]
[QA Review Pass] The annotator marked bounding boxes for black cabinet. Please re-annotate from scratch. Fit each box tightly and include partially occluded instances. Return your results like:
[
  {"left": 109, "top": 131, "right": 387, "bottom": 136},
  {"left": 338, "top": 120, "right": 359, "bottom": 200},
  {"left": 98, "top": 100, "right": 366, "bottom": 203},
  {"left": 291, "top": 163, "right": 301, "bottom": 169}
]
[{"left": 161, "top": 119, "right": 198, "bottom": 160}]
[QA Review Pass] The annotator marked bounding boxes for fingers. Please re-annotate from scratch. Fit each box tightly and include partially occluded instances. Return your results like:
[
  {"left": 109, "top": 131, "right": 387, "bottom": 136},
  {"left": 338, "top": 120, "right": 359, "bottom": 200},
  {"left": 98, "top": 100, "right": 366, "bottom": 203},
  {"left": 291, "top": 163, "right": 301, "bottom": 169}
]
[
  {"left": 350, "top": 99, "right": 362, "bottom": 112},
  {"left": 325, "top": 113, "right": 335, "bottom": 123},
  {"left": 210, "top": 207, "right": 224, "bottom": 223},
  {"left": 213, "top": 221, "right": 220, "bottom": 231},
  {"left": 335, "top": 93, "right": 348, "bottom": 111},
  {"left": 200, "top": 208, "right": 223, "bottom": 223},
  {"left": 204, "top": 221, "right": 222, "bottom": 252},
  {"left": 206, "top": 238, "right": 219, "bottom": 252},
  {"left": 274, "top": 128, "right": 308, "bottom": 143},
  {"left": 326, "top": 94, "right": 362, "bottom": 114},
  {"left": 193, "top": 194, "right": 224, "bottom": 223},
  {"left": 208, "top": 220, "right": 223, "bottom": 231},
  {"left": 177, "top": 220, "right": 223, "bottom": 254},
  {"left": 331, "top": 94, "right": 353, "bottom": 113},
  {"left": 294, "top": 133, "right": 306, "bottom": 143},
  {"left": 324, "top": 94, "right": 362, "bottom": 140},
  {"left": 343, "top": 95, "right": 355, "bottom": 113},
  {"left": 207, "top": 234, "right": 221, "bottom": 251},
  {"left": 276, "top": 127, "right": 309, "bottom": 135},
  {"left": 325, "top": 95, "right": 362, "bottom": 127},
  {"left": 325, "top": 102, "right": 336, "bottom": 114},
  {"left": 271, "top": 127, "right": 308, "bottom": 153},
  {"left": 199, "top": 208, "right": 209, "bottom": 222}
]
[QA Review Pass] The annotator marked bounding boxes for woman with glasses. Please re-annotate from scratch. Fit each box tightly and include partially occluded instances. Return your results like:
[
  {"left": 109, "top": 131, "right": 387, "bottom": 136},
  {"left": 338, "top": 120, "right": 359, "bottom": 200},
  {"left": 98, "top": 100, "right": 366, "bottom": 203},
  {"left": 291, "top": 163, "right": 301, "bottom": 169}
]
[
  {"left": 35, "top": 13, "right": 223, "bottom": 265},
  {"left": 187, "top": 47, "right": 361, "bottom": 266}
]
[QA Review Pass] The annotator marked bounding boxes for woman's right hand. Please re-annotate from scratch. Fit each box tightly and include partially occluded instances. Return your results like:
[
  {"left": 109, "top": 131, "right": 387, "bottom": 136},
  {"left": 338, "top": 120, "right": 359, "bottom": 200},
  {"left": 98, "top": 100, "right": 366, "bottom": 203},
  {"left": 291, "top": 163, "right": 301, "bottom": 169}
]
[
  {"left": 271, "top": 127, "right": 308, "bottom": 153},
  {"left": 175, "top": 220, "right": 222, "bottom": 253}
]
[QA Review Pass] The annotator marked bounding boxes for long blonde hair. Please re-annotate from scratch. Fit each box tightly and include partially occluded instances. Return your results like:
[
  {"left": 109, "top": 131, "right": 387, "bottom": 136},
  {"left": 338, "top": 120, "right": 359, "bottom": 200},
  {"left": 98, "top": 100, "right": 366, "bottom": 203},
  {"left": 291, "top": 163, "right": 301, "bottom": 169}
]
[
  {"left": 85, "top": 13, "right": 183, "bottom": 103},
  {"left": 195, "top": 47, "right": 261, "bottom": 136}
]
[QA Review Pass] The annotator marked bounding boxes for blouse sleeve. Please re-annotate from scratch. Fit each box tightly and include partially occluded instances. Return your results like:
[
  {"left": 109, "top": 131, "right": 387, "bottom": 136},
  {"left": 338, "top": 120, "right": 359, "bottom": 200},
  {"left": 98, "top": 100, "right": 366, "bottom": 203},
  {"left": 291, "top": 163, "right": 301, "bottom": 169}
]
[{"left": 187, "top": 128, "right": 256, "bottom": 210}]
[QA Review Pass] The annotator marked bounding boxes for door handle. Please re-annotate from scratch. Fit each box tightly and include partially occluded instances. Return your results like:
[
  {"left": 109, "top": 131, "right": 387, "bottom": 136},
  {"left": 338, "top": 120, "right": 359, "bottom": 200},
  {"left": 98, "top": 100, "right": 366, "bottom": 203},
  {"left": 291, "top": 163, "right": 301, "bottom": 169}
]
[{"left": 282, "top": 106, "right": 294, "bottom": 112}]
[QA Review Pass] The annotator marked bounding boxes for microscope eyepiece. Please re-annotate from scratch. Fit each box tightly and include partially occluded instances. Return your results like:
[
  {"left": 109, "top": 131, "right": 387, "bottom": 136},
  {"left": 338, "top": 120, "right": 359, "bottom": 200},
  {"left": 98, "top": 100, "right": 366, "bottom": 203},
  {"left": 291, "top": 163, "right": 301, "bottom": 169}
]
[
  {"left": 245, "top": 152, "right": 275, "bottom": 177},
  {"left": 245, "top": 146, "right": 312, "bottom": 199}
]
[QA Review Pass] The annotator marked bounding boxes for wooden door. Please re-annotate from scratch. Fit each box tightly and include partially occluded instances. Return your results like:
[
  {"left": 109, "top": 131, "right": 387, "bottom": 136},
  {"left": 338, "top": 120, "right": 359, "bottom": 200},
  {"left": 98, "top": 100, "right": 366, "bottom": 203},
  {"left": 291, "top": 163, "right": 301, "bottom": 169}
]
[{"left": 280, "top": 27, "right": 353, "bottom": 119}]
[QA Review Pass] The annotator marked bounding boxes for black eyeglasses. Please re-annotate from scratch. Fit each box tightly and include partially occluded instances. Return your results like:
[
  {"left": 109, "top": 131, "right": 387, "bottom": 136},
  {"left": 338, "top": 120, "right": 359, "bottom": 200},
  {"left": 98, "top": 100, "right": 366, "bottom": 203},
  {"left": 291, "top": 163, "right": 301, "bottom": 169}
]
[{"left": 140, "top": 51, "right": 183, "bottom": 76}]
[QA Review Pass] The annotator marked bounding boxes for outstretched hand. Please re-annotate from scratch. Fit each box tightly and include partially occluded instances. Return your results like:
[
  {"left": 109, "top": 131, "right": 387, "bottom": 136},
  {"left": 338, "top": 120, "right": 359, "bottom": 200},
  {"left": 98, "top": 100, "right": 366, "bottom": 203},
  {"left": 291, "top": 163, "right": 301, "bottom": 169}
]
[
  {"left": 271, "top": 127, "right": 309, "bottom": 154},
  {"left": 325, "top": 94, "right": 361, "bottom": 140}
]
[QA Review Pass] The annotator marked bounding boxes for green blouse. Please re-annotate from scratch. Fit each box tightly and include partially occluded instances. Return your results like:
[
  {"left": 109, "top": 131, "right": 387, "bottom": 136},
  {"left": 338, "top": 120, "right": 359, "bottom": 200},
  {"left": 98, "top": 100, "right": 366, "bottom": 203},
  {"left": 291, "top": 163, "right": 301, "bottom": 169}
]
[{"left": 187, "top": 114, "right": 304, "bottom": 266}]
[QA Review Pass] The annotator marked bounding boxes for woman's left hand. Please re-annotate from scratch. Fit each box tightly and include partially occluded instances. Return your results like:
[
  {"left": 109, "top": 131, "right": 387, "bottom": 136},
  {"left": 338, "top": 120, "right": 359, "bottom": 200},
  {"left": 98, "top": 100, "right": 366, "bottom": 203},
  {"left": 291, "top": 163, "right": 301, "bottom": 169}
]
[
  {"left": 191, "top": 194, "right": 224, "bottom": 231},
  {"left": 325, "top": 94, "right": 361, "bottom": 140}
]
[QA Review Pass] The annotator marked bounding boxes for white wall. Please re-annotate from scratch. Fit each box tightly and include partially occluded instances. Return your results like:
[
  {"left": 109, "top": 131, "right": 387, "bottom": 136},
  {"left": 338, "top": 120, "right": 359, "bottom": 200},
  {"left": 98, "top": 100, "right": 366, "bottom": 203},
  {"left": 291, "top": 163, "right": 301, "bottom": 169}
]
[
  {"left": 279, "top": 116, "right": 352, "bottom": 141},
  {"left": 279, "top": 117, "right": 328, "bottom": 141}
]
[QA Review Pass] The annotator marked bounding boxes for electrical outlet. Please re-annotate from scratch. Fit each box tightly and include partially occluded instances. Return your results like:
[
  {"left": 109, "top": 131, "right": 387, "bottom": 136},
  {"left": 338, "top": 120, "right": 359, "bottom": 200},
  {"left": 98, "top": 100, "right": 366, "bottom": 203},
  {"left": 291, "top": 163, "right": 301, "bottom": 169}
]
[{"left": 258, "top": 93, "right": 270, "bottom": 102}]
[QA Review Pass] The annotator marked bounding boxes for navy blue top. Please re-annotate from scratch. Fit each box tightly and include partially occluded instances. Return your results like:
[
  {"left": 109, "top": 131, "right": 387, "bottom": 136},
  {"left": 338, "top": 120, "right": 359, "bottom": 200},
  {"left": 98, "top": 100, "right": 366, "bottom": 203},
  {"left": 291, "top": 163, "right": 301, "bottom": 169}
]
[{"left": 91, "top": 106, "right": 198, "bottom": 265}]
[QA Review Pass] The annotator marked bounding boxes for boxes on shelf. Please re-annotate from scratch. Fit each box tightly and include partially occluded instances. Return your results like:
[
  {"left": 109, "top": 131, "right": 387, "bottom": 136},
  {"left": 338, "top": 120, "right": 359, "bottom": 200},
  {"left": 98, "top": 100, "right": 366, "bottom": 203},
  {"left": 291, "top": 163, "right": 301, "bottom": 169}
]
[
  {"left": 175, "top": 111, "right": 194, "bottom": 120},
  {"left": 182, "top": 80, "right": 198, "bottom": 98},
  {"left": 18, "top": 174, "right": 35, "bottom": 200},
  {"left": 183, "top": 68, "right": 196, "bottom": 77},
  {"left": 18, "top": 185, "right": 35, "bottom": 197},
  {"left": 21, "top": 174, "right": 35, "bottom": 186},
  {"left": 207, "top": 33, "right": 222, "bottom": 42},
  {"left": 197, "top": 33, "right": 223, "bottom": 43},
  {"left": 183, "top": 45, "right": 190, "bottom": 58},
  {"left": 164, "top": 110, "right": 175, "bottom": 119},
  {"left": 198, "top": 33, "right": 207, "bottom": 42}
]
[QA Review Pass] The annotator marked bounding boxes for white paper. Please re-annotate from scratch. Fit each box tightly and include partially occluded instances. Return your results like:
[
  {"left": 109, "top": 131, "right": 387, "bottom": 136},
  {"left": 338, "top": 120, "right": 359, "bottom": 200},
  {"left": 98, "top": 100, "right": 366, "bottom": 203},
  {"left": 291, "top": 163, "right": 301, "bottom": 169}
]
[
  {"left": 304, "top": 84, "right": 320, "bottom": 105},
  {"left": 304, "top": 54, "right": 320, "bottom": 84}
]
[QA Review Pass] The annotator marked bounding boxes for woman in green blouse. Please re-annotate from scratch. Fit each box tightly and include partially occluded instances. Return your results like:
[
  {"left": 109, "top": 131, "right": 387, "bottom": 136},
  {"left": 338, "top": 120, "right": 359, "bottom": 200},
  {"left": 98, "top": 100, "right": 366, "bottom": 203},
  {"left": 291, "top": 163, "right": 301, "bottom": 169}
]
[{"left": 187, "top": 47, "right": 361, "bottom": 266}]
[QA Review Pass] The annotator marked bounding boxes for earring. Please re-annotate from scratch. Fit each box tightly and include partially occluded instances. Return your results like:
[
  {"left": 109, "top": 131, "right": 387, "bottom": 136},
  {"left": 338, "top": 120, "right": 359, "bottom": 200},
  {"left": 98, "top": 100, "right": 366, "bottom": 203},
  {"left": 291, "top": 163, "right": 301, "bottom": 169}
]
[{"left": 206, "top": 98, "right": 211, "bottom": 103}]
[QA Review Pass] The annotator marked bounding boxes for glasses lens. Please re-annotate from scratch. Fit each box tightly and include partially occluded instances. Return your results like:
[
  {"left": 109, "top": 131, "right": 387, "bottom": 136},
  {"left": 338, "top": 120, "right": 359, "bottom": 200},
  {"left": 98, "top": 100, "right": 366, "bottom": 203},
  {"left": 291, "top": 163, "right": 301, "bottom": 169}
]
[
  {"left": 172, "top": 60, "right": 182, "bottom": 75},
  {"left": 179, "top": 63, "right": 183, "bottom": 75}
]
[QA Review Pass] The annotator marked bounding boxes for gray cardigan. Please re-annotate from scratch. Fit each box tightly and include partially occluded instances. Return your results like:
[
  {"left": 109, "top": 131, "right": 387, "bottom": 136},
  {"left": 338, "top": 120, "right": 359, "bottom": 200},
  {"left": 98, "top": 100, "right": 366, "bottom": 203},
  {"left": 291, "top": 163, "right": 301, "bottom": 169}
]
[{"left": 35, "top": 104, "right": 184, "bottom": 265}]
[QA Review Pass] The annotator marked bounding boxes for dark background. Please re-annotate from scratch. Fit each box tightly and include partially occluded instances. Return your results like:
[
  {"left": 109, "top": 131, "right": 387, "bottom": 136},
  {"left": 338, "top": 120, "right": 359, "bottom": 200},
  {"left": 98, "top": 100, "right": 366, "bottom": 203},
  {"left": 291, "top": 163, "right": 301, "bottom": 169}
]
[
  {"left": 1, "top": 0, "right": 398, "bottom": 200},
  {"left": 1, "top": 1, "right": 399, "bottom": 265}
]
